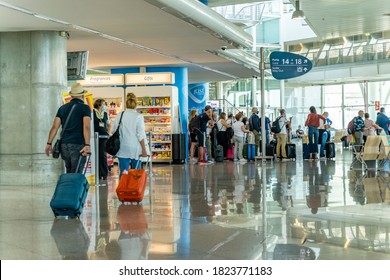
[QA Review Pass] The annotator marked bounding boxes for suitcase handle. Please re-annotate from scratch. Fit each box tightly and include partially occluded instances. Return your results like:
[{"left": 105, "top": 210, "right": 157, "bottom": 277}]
[
  {"left": 136, "top": 155, "right": 150, "bottom": 169},
  {"left": 76, "top": 153, "right": 92, "bottom": 175}
]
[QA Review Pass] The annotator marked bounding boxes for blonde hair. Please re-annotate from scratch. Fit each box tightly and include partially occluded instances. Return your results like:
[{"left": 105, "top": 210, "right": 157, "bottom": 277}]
[
  {"left": 126, "top": 92, "right": 137, "bottom": 109},
  {"left": 189, "top": 109, "right": 198, "bottom": 120}
]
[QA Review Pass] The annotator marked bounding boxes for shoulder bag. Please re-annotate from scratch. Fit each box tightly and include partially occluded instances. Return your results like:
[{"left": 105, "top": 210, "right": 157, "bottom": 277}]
[
  {"left": 105, "top": 112, "right": 124, "bottom": 156},
  {"left": 53, "top": 104, "right": 77, "bottom": 159}
]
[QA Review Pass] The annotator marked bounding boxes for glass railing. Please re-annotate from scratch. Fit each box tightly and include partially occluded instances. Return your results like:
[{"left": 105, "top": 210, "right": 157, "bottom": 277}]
[
  {"left": 215, "top": 98, "right": 244, "bottom": 116},
  {"left": 294, "top": 42, "right": 390, "bottom": 67}
]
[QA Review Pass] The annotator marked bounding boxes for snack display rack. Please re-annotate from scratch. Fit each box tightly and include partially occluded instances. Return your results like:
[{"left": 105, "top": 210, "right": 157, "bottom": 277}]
[{"left": 128, "top": 86, "right": 180, "bottom": 163}]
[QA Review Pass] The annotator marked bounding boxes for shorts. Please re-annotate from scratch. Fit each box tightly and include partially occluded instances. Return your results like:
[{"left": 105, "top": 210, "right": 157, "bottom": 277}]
[
  {"left": 190, "top": 132, "right": 197, "bottom": 143},
  {"left": 196, "top": 131, "right": 205, "bottom": 147}
]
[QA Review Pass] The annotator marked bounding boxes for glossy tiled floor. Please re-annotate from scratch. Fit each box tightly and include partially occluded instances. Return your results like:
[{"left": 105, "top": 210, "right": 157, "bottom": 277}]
[{"left": 1, "top": 141, "right": 390, "bottom": 260}]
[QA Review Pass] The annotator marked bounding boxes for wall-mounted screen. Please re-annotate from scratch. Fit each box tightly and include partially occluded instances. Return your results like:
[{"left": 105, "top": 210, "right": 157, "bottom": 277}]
[{"left": 67, "top": 51, "right": 89, "bottom": 80}]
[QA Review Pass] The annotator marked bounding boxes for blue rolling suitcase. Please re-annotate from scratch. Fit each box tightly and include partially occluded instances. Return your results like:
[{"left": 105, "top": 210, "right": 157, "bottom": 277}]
[
  {"left": 50, "top": 155, "right": 90, "bottom": 218},
  {"left": 247, "top": 144, "right": 256, "bottom": 160}
]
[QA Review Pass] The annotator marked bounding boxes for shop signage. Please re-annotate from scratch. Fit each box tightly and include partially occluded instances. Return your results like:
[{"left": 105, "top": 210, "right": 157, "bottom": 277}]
[
  {"left": 270, "top": 51, "right": 312, "bottom": 80},
  {"left": 206, "top": 100, "right": 219, "bottom": 109},
  {"left": 125, "top": 72, "right": 175, "bottom": 85},
  {"left": 79, "top": 74, "right": 124, "bottom": 86}
]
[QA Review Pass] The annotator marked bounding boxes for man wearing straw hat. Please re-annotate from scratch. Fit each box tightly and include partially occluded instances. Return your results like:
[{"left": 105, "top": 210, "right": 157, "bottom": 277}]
[{"left": 45, "top": 83, "right": 91, "bottom": 173}]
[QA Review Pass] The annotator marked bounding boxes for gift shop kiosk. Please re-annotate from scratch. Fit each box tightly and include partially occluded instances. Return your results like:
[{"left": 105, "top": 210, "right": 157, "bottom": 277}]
[{"left": 125, "top": 73, "right": 180, "bottom": 163}]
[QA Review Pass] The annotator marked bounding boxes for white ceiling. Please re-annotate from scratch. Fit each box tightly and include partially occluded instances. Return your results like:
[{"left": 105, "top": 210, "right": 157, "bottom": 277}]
[
  {"left": 1, "top": 0, "right": 390, "bottom": 84},
  {"left": 0, "top": 0, "right": 262, "bottom": 83},
  {"left": 300, "top": 0, "right": 390, "bottom": 40}
]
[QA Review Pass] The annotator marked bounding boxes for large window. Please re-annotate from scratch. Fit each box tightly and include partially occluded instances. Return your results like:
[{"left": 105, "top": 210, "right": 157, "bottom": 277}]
[{"left": 324, "top": 85, "right": 343, "bottom": 129}]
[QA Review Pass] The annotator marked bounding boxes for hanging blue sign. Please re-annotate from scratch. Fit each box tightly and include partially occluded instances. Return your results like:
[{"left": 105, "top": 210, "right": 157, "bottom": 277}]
[{"left": 270, "top": 51, "right": 312, "bottom": 80}]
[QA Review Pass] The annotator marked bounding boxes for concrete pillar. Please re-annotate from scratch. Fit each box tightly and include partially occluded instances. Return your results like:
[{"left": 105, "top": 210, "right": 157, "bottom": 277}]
[{"left": 0, "top": 31, "right": 67, "bottom": 186}]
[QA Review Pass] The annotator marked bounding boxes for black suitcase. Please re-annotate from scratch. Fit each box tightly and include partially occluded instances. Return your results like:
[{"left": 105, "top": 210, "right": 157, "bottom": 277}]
[
  {"left": 50, "top": 155, "right": 90, "bottom": 218},
  {"left": 325, "top": 142, "right": 336, "bottom": 159},
  {"left": 50, "top": 218, "right": 90, "bottom": 259},
  {"left": 172, "top": 133, "right": 185, "bottom": 164},
  {"left": 266, "top": 143, "right": 276, "bottom": 157},
  {"left": 215, "top": 145, "right": 224, "bottom": 162},
  {"left": 302, "top": 143, "right": 310, "bottom": 160},
  {"left": 285, "top": 143, "right": 296, "bottom": 160}
]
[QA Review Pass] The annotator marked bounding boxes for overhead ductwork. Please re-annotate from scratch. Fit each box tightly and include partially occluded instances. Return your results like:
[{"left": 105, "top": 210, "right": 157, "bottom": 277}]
[{"left": 145, "top": 0, "right": 253, "bottom": 49}]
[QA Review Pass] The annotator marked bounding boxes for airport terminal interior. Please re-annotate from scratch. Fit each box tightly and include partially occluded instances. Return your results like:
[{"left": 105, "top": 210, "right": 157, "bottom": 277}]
[{"left": 2, "top": 0, "right": 390, "bottom": 260}]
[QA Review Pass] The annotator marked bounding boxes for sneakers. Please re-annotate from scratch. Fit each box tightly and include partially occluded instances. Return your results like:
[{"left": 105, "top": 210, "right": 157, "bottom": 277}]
[
  {"left": 198, "top": 159, "right": 208, "bottom": 165},
  {"left": 239, "top": 158, "right": 247, "bottom": 163}
]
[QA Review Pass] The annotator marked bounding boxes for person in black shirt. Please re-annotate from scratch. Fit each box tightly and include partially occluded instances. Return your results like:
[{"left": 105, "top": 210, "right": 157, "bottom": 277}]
[
  {"left": 248, "top": 108, "right": 261, "bottom": 147},
  {"left": 45, "top": 83, "right": 91, "bottom": 173},
  {"left": 93, "top": 99, "right": 111, "bottom": 180},
  {"left": 197, "top": 105, "right": 212, "bottom": 165},
  {"left": 296, "top": 125, "right": 304, "bottom": 138}
]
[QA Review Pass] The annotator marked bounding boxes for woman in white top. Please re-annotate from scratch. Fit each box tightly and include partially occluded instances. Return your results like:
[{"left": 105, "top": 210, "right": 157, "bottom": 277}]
[
  {"left": 363, "top": 112, "right": 381, "bottom": 142},
  {"left": 111, "top": 92, "right": 148, "bottom": 176},
  {"left": 216, "top": 112, "right": 231, "bottom": 158},
  {"left": 232, "top": 113, "right": 251, "bottom": 162}
]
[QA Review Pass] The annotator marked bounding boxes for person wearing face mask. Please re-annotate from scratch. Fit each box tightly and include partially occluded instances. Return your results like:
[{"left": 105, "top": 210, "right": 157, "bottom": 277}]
[{"left": 93, "top": 99, "right": 111, "bottom": 180}]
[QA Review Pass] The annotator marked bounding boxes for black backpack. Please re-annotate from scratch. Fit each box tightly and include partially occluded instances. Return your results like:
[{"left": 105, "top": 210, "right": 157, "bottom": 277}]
[
  {"left": 271, "top": 117, "right": 282, "bottom": 134},
  {"left": 189, "top": 115, "right": 202, "bottom": 132}
]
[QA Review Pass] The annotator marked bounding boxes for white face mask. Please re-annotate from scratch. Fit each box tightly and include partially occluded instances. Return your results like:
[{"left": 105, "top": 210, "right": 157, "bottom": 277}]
[{"left": 102, "top": 105, "right": 107, "bottom": 112}]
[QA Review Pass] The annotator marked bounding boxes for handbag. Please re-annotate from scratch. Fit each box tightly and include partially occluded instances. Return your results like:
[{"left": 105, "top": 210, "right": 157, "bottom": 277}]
[
  {"left": 53, "top": 104, "right": 77, "bottom": 159},
  {"left": 105, "top": 112, "right": 124, "bottom": 156}
]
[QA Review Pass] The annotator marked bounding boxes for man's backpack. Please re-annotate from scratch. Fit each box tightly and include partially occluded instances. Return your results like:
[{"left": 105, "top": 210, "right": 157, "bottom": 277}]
[
  {"left": 347, "top": 118, "right": 355, "bottom": 135},
  {"left": 271, "top": 117, "right": 282, "bottom": 134},
  {"left": 189, "top": 115, "right": 202, "bottom": 132}
]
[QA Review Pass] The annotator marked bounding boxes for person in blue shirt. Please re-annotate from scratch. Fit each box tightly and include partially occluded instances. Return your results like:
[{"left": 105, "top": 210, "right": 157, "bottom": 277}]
[
  {"left": 260, "top": 115, "right": 271, "bottom": 144},
  {"left": 376, "top": 107, "right": 390, "bottom": 135}
]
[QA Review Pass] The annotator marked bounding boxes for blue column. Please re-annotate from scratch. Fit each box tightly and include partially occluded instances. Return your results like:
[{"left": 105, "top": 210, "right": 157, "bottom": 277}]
[{"left": 189, "top": 83, "right": 209, "bottom": 114}]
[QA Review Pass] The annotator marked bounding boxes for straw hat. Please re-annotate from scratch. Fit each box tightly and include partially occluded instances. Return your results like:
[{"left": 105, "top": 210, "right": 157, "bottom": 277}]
[{"left": 69, "top": 83, "right": 87, "bottom": 96}]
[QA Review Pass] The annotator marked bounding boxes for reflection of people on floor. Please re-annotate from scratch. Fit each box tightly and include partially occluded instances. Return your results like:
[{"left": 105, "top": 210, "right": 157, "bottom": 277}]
[
  {"left": 272, "top": 181, "right": 293, "bottom": 211},
  {"left": 306, "top": 165, "right": 329, "bottom": 214},
  {"left": 248, "top": 185, "right": 261, "bottom": 213},
  {"left": 348, "top": 170, "right": 366, "bottom": 205}
]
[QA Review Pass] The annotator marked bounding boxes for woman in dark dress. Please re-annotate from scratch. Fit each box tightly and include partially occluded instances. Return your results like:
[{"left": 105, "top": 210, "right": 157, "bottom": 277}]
[{"left": 93, "top": 99, "right": 111, "bottom": 180}]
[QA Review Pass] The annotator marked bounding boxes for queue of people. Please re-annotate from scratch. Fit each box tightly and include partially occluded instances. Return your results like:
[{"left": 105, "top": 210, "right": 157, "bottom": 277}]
[{"left": 188, "top": 105, "right": 277, "bottom": 165}]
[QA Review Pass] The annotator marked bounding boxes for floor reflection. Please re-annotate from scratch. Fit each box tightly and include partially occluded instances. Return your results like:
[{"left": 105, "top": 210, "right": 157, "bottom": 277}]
[{"left": 2, "top": 147, "right": 390, "bottom": 259}]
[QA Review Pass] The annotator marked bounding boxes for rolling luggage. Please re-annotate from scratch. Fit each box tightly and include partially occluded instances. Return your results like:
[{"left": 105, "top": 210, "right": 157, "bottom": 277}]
[
  {"left": 266, "top": 142, "right": 276, "bottom": 157},
  {"left": 285, "top": 143, "right": 296, "bottom": 160},
  {"left": 226, "top": 144, "right": 234, "bottom": 160},
  {"left": 302, "top": 143, "right": 310, "bottom": 160},
  {"left": 215, "top": 145, "right": 224, "bottom": 162},
  {"left": 325, "top": 142, "right": 336, "bottom": 159},
  {"left": 50, "top": 218, "right": 90, "bottom": 259},
  {"left": 247, "top": 144, "right": 256, "bottom": 160},
  {"left": 116, "top": 159, "right": 149, "bottom": 203},
  {"left": 50, "top": 155, "right": 90, "bottom": 218}
]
